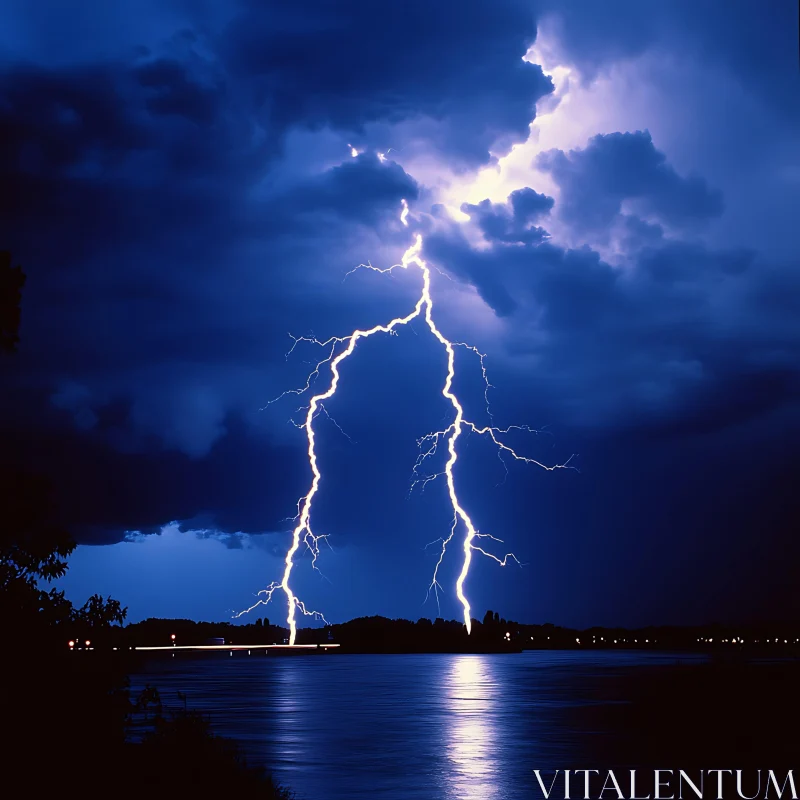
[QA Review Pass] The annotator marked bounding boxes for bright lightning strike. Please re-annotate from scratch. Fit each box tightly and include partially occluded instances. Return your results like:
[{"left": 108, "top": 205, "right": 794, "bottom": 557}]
[{"left": 239, "top": 197, "right": 572, "bottom": 644}]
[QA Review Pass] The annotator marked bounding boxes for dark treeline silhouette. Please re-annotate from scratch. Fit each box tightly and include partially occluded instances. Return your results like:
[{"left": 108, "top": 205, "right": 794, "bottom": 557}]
[
  {"left": 125, "top": 615, "right": 289, "bottom": 647},
  {"left": 121, "top": 614, "right": 520, "bottom": 653},
  {"left": 306, "top": 615, "right": 518, "bottom": 653},
  {"left": 116, "top": 611, "right": 800, "bottom": 656}
]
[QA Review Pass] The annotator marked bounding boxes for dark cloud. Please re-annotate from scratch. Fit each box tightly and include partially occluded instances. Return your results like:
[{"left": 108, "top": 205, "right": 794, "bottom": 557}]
[
  {"left": 0, "top": 48, "right": 425, "bottom": 459},
  {"left": 536, "top": 131, "right": 723, "bottom": 235},
  {"left": 283, "top": 154, "right": 419, "bottom": 225},
  {"left": 223, "top": 0, "right": 553, "bottom": 165},
  {"left": 636, "top": 240, "right": 753, "bottom": 284},
  {"left": 424, "top": 228, "right": 518, "bottom": 316},
  {"left": 193, "top": 530, "right": 248, "bottom": 550},
  {"left": 425, "top": 177, "right": 798, "bottom": 437},
  {"left": 0, "top": 401, "right": 307, "bottom": 545},
  {"left": 461, "top": 187, "right": 553, "bottom": 245},
  {"left": 631, "top": 368, "right": 800, "bottom": 440},
  {"left": 134, "top": 57, "right": 222, "bottom": 125},
  {"left": 618, "top": 215, "right": 665, "bottom": 252}
]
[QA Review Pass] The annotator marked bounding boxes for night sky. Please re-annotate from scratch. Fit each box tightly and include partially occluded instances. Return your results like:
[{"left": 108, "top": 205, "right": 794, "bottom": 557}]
[{"left": 1, "top": 0, "right": 798, "bottom": 629}]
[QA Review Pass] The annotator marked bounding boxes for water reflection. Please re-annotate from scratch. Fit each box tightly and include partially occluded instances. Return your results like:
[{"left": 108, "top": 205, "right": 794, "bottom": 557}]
[
  {"left": 130, "top": 650, "right": 707, "bottom": 799},
  {"left": 271, "top": 663, "right": 308, "bottom": 773},
  {"left": 443, "top": 656, "right": 499, "bottom": 799}
]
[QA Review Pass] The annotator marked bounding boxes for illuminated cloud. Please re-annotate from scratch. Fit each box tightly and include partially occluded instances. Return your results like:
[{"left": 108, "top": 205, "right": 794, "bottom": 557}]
[
  {"left": 536, "top": 130, "right": 724, "bottom": 236},
  {"left": 461, "top": 188, "right": 554, "bottom": 245}
]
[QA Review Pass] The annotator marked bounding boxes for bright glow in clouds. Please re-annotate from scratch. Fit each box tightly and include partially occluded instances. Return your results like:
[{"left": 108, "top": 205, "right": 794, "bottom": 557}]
[
  {"left": 237, "top": 199, "right": 571, "bottom": 644},
  {"left": 439, "top": 27, "right": 575, "bottom": 214},
  {"left": 423, "top": 19, "right": 671, "bottom": 252}
]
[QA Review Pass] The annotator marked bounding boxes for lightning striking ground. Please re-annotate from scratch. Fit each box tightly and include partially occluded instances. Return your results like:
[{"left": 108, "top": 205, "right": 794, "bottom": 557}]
[{"left": 238, "top": 197, "right": 572, "bottom": 644}]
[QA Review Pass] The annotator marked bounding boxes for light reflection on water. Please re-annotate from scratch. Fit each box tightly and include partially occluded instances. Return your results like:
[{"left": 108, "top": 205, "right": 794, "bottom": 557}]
[
  {"left": 130, "top": 650, "right": 704, "bottom": 800},
  {"left": 444, "top": 656, "right": 500, "bottom": 799}
]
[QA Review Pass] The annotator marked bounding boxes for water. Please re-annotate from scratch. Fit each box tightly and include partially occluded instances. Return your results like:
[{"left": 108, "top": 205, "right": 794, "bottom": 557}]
[{"left": 130, "top": 650, "right": 707, "bottom": 799}]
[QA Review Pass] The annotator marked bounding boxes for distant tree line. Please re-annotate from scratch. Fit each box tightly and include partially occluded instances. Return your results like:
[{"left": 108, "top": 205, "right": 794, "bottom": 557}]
[{"left": 118, "top": 611, "right": 800, "bottom": 655}]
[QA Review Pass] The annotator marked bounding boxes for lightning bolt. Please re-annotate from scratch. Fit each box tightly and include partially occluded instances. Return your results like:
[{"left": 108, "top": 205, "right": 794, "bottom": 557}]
[{"left": 240, "top": 196, "right": 573, "bottom": 644}]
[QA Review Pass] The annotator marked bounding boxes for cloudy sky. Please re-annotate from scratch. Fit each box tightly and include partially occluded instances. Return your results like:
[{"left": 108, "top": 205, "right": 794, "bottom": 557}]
[{"left": 2, "top": 0, "right": 798, "bottom": 629}]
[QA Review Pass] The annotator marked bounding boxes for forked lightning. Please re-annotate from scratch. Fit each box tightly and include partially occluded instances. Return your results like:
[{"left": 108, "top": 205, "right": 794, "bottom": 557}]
[{"left": 237, "top": 197, "right": 572, "bottom": 644}]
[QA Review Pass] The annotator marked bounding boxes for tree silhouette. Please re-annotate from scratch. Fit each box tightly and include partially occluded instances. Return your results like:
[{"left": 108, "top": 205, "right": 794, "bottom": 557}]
[
  {"left": 75, "top": 593, "right": 127, "bottom": 628},
  {"left": 0, "top": 470, "right": 75, "bottom": 588},
  {"left": 0, "top": 467, "right": 78, "bottom": 644}
]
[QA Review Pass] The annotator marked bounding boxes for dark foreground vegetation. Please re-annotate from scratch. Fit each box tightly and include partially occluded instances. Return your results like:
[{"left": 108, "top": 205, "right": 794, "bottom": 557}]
[
  {"left": 0, "top": 464, "right": 292, "bottom": 795},
  {"left": 5, "top": 652, "right": 292, "bottom": 795}
]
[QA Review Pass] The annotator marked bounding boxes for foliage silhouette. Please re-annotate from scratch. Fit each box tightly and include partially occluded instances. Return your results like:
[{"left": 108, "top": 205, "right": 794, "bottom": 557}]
[{"left": 129, "top": 694, "right": 294, "bottom": 796}]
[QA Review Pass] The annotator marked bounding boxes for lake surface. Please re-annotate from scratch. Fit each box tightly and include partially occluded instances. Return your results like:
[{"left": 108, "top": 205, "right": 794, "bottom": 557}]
[{"left": 130, "top": 650, "right": 717, "bottom": 799}]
